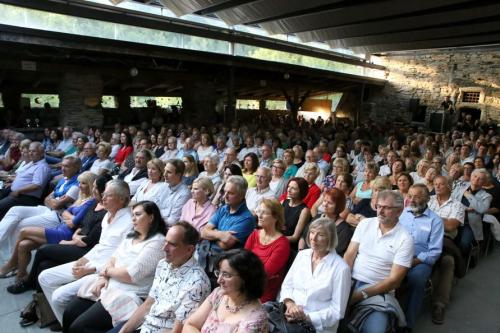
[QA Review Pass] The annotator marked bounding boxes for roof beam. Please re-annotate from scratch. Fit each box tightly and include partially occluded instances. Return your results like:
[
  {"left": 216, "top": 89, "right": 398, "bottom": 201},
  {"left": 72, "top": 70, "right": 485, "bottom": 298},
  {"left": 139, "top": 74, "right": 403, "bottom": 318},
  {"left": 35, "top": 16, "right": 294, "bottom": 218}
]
[
  {"left": 327, "top": 20, "right": 500, "bottom": 48},
  {"left": 297, "top": 3, "right": 500, "bottom": 42},
  {"left": 350, "top": 33, "right": 500, "bottom": 53},
  {"left": 260, "top": 0, "right": 475, "bottom": 34}
]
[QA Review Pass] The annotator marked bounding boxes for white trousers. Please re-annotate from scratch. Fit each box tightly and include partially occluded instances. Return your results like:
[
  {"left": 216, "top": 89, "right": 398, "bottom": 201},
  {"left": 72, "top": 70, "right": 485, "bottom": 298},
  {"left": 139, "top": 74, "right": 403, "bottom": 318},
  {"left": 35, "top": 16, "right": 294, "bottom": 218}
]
[
  {"left": 38, "top": 261, "right": 95, "bottom": 323},
  {"left": 0, "top": 205, "right": 60, "bottom": 261}
]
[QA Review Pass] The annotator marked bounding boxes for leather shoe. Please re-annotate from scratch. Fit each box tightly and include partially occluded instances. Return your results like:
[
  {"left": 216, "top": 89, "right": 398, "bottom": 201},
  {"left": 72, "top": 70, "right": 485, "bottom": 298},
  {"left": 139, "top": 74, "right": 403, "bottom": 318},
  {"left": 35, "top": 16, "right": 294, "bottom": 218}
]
[
  {"left": 432, "top": 305, "right": 445, "bottom": 325},
  {"left": 7, "top": 280, "right": 33, "bottom": 294}
]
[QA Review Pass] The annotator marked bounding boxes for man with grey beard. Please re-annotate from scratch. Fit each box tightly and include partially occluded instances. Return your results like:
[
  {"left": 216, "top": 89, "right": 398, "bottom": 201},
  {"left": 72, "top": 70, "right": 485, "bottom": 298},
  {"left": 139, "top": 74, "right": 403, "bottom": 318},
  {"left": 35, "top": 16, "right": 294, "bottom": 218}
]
[{"left": 398, "top": 184, "right": 443, "bottom": 332}]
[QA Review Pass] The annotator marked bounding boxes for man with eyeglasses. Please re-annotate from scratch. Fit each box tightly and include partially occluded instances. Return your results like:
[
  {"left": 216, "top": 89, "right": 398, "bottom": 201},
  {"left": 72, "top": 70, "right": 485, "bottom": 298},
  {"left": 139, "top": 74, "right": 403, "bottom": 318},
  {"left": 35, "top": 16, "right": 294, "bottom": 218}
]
[
  {"left": 245, "top": 167, "right": 276, "bottom": 215},
  {"left": 398, "top": 184, "right": 443, "bottom": 332},
  {"left": 344, "top": 190, "right": 414, "bottom": 333}
]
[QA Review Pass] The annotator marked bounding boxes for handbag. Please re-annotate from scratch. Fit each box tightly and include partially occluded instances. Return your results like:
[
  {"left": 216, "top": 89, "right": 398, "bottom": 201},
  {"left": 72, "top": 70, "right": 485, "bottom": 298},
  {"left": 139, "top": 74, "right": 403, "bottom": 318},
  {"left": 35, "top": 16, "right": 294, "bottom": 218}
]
[
  {"left": 263, "top": 301, "right": 316, "bottom": 333},
  {"left": 33, "top": 292, "right": 58, "bottom": 328}
]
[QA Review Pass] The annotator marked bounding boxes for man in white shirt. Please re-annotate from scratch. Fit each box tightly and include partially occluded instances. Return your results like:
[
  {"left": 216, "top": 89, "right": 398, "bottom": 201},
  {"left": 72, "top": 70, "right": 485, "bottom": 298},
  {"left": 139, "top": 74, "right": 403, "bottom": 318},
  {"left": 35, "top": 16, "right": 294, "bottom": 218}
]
[
  {"left": 38, "top": 180, "right": 132, "bottom": 323},
  {"left": 245, "top": 167, "right": 276, "bottom": 215},
  {"left": 237, "top": 136, "right": 259, "bottom": 161},
  {"left": 159, "top": 136, "right": 179, "bottom": 162},
  {"left": 110, "top": 221, "right": 211, "bottom": 333},
  {"left": 428, "top": 176, "right": 465, "bottom": 325},
  {"left": 344, "top": 190, "right": 414, "bottom": 333}
]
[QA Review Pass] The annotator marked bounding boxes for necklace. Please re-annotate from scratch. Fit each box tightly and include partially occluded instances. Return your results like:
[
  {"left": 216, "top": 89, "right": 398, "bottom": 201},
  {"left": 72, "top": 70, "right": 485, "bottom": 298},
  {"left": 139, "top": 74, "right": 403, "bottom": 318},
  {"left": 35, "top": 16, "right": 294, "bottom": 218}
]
[{"left": 225, "top": 297, "right": 250, "bottom": 313}]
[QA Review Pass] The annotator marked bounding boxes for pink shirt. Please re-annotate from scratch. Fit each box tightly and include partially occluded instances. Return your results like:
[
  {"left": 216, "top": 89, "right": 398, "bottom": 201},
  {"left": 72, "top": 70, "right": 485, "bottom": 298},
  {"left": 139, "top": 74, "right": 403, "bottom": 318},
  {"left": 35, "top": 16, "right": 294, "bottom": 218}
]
[{"left": 180, "top": 199, "right": 217, "bottom": 231}]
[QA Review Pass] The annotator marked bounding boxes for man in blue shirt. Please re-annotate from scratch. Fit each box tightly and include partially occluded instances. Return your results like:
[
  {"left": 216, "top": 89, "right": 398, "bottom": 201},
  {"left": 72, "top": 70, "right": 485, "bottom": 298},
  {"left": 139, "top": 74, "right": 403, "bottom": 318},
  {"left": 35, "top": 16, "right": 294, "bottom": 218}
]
[
  {"left": 399, "top": 184, "right": 444, "bottom": 331},
  {"left": 201, "top": 175, "right": 255, "bottom": 253}
]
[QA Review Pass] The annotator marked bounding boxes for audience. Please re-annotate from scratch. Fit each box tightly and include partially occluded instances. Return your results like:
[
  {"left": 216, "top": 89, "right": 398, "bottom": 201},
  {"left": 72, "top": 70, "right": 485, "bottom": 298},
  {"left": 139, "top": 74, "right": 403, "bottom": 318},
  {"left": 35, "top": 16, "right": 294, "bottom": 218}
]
[{"left": 0, "top": 114, "right": 498, "bottom": 332}]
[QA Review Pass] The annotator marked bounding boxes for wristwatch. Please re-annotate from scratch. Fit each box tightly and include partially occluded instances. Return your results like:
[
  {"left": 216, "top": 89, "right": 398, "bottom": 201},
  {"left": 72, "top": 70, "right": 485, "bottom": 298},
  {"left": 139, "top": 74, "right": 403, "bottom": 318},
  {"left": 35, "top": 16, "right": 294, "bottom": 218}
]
[{"left": 361, "top": 290, "right": 369, "bottom": 300}]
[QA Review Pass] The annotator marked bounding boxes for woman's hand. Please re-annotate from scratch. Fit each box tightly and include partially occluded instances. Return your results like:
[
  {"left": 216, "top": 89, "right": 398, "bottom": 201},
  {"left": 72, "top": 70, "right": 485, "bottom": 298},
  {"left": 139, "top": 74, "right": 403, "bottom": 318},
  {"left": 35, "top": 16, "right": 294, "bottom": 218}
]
[
  {"left": 284, "top": 301, "right": 308, "bottom": 322},
  {"left": 91, "top": 277, "right": 109, "bottom": 298}
]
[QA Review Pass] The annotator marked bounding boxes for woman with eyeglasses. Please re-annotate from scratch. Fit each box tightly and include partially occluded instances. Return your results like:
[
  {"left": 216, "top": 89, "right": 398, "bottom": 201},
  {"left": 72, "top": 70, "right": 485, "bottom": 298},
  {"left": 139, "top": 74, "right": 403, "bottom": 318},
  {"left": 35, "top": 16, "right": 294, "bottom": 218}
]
[{"left": 183, "top": 249, "right": 267, "bottom": 333}]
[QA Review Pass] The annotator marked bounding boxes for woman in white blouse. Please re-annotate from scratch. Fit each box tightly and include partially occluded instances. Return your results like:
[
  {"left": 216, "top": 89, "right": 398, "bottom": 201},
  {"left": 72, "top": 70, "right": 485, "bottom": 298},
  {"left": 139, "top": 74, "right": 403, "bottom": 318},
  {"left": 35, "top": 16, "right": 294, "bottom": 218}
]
[
  {"left": 130, "top": 158, "right": 167, "bottom": 207},
  {"left": 196, "top": 133, "right": 215, "bottom": 163},
  {"left": 63, "top": 201, "right": 167, "bottom": 333},
  {"left": 280, "top": 217, "right": 351, "bottom": 333},
  {"left": 90, "top": 142, "right": 114, "bottom": 175}
]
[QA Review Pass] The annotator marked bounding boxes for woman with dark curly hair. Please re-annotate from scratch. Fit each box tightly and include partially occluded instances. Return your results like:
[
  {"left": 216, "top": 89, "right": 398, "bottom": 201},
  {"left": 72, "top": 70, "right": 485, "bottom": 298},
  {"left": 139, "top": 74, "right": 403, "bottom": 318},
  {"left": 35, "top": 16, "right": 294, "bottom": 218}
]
[{"left": 183, "top": 249, "right": 268, "bottom": 333}]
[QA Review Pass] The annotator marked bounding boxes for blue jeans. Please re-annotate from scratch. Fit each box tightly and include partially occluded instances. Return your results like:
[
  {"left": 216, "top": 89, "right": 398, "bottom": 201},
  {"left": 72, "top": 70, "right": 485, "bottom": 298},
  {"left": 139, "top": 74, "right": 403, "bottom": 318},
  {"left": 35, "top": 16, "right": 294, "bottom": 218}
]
[
  {"left": 458, "top": 224, "right": 474, "bottom": 257},
  {"left": 355, "top": 281, "right": 389, "bottom": 333},
  {"left": 403, "top": 263, "right": 433, "bottom": 329}
]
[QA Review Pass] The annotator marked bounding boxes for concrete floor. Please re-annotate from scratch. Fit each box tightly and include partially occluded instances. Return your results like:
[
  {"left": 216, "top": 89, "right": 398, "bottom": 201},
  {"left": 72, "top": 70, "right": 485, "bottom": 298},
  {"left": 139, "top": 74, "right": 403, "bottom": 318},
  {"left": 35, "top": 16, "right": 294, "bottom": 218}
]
[{"left": 0, "top": 244, "right": 499, "bottom": 332}]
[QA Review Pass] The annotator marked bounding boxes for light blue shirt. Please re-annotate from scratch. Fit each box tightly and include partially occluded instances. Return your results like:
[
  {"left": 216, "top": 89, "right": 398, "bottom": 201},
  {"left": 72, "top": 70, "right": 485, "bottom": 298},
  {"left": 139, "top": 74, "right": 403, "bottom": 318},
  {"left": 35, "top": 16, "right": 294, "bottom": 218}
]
[
  {"left": 11, "top": 159, "right": 51, "bottom": 198},
  {"left": 398, "top": 207, "right": 444, "bottom": 266},
  {"left": 160, "top": 182, "right": 191, "bottom": 225},
  {"left": 176, "top": 149, "right": 198, "bottom": 163}
]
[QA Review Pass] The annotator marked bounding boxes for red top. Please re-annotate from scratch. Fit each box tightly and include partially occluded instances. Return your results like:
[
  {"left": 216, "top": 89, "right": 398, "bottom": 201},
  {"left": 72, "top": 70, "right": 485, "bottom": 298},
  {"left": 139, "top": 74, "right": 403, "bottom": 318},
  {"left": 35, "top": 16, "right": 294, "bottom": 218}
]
[
  {"left": 303, "top": 183, "right": 321, "bottom": 209},
  {"left": 245, "top": 230, "right": 290, "bottom": 303},
  {"left": 114, "top": 146, "right": 133, "bottom": 165}
]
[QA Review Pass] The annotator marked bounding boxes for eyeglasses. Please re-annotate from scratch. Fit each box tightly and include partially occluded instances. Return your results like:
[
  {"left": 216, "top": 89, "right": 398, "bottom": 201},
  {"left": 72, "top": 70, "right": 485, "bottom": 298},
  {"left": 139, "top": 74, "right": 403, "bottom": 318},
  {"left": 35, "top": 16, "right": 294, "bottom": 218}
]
[
  {"left": 272, "top": 165, "right": 284, "bottom": 170},
  {"left": 214, "top": 270, "right": 236, "bottom": 279},
  {"left": 375, "top": 204, "right": 399, "bottom": 211}
]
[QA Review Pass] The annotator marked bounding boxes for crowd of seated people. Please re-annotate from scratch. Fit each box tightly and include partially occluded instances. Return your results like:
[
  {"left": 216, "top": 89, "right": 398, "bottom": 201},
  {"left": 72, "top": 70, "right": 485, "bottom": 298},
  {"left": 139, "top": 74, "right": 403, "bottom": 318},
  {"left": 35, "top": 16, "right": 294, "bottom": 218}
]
[{"left": 0, "top": 114, "right": 497, "bottom": 333}]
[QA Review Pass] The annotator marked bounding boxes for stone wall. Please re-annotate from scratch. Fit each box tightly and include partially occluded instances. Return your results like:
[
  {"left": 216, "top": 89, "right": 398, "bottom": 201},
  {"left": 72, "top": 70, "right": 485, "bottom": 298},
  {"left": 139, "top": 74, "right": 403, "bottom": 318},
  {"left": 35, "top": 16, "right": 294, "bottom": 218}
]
[
  {"left": 365, "top": 49, "right": 500, "bottom": 125},
  {"left": 58, "top": 73, "right": 104, "bottom": 128}
]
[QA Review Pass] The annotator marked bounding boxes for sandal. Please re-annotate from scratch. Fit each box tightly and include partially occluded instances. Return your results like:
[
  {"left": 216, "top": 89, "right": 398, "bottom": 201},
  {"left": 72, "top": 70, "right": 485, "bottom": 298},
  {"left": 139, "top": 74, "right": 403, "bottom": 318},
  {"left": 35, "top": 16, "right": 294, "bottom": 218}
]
[{"left": 0, "top": 266, "right": 16, "bottom": 278}]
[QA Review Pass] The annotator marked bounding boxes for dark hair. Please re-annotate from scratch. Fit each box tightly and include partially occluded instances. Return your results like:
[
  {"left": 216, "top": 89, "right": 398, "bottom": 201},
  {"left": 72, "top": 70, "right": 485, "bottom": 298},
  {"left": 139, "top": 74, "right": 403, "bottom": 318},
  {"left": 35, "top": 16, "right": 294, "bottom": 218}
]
[
  {"left": 95, "top": 174, "right": 112, "bottom": 195},
  {"left": 121, "top": 132, "right": 133, "bottom": 147},
  {"left": 323, "top": 188, "right": 346, "bottom": 215},
  {"left": 167, "top": 158, "right": 186, "bottom": 175},
  {"left": 216, "top": 249, "right": 266, "bottom": 300},
  {"left": 173, "top": 221, "right": 200, "bottom": 246},
  {"left": 397, "top": 172, "right": 414, "bottom": 186},
  {"left": 128, "top": 201, "right": 167, "bottom": 239},
  {"left": 225, "top": 164, "right": 243, "bottom": 176},
  {"left": 391, "top": 158, "right": 406, "bottom": 173},
  {"left": 286, "top": 177, "right": 309, "bottom": 201},
  {"left": 243, "top": 152, "right": 259, "bottom": 173}
]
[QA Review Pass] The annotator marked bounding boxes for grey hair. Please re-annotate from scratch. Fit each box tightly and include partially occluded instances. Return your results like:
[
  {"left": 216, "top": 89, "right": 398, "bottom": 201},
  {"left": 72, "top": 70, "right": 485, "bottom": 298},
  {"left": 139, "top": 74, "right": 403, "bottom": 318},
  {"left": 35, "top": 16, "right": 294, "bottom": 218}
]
[
  {"left": 205, "top": 152, "right": 220, "bottom": 165},
  {"left": 226, "top": 175, "right": 248, "bottom": 197},
  {"left": 377, "top": 190, "right": 404, "bottom": 208},
  {"left": 409, "top": 183, "right": 430, "bottom": 202},
  {"left": 13, "top": 132, "right": 25, "bottom": 140},
  {"left": 257, "top": 166, "right": 272, "bottom": 181},
  {"left": 306, "top": 217, "right": 338, "bottom": 251},
  {"left": 471, "top": 168, "right": 489, "bottom": 178},
  {"left": 62, "top": 155, "right": 82, "bottom": 170},
  {"left": 106, "top": 179, "right": 130, "bottom": 206},
  {"left": 30, "top": 141, "right": 44, "bottom": 152}
]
